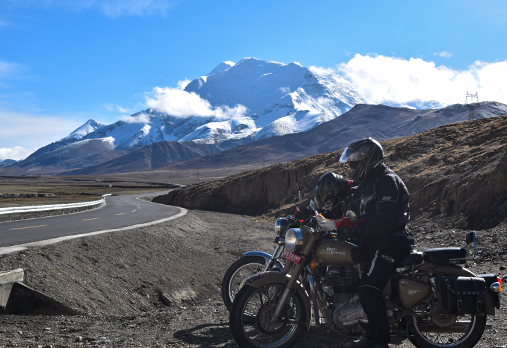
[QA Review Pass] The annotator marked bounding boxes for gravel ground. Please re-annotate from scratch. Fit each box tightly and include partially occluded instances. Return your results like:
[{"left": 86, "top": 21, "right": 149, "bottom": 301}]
[{"left": 0, "top": 208, "right": 505, "bottom": 348}]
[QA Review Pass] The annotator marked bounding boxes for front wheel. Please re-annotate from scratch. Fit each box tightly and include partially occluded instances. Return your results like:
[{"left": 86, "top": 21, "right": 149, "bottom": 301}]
[
  {"left": 229, "top": 283, "right": 307, "bottom": 348},
  {"left": 222, "top": 256, "right": 270, "bottom": 311}
]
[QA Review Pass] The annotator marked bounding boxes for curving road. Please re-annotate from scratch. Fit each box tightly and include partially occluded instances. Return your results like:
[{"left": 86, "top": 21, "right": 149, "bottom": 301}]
[{"left": 0, "top": 192, "right": 184, "bottom": 253}]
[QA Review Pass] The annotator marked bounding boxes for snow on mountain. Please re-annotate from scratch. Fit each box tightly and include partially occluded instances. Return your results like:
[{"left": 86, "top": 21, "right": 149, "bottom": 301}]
[
  {"left": 184, "top": 58, "right": 366, "bottom": 141},
  {"left": 209, "top": 61, "right": 235, "bottom": 75},
  {"left": 66, "top": 119, "right": 105, "bottom": 140},
  {"left": 28, "top": 58, "right": 368, "bottom": 159},
  {"left": 53, "top": 58, "right": 366, "bottom": 152}
]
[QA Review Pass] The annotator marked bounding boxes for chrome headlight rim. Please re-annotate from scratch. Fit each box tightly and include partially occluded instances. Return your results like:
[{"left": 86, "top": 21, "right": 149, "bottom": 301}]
[
  {"left": 275, "top": 217, "right": 290, "bottom": 237},
  {"left": 285, "top": 228, "right": 304, "bottom": 253},
  {"left": 274, "top": 218, "right": 284, "bottom": 237}
]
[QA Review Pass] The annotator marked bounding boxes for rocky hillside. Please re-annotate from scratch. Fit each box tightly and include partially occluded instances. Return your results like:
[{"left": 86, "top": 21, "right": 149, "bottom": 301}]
[{"left": 154, "top": 114, "right": 507, "bottom": 229}]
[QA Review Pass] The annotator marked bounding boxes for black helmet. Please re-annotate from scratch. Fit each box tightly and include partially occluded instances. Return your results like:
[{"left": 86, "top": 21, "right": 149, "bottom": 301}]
[
  {"left": 315, "top": 172, "right": 345, "bottom": 207},
  {"left": 339, "top": 137, "right": 384, "bottom": 183}
]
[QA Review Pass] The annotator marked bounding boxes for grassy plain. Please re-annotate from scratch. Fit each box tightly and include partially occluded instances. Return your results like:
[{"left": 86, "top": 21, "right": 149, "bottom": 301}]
[{"left": 0, "top": 175, "right": 172, "bottom": 208}]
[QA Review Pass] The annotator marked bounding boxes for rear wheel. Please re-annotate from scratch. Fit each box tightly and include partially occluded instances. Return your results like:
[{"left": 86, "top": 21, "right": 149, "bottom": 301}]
[
  {"left": 407, "top": 313, "right": 486, "bottom": 348},
  {"left": 229, "top": 283, "right": 306, "bottom": 348},
  {"left": 407, "top": 268, "right": 487, "bottom": 348}
]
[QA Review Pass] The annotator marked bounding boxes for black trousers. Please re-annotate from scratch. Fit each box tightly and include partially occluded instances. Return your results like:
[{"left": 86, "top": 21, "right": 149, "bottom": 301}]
[{"left": 358, "top": 246, "right": 411, "bottom": 344}]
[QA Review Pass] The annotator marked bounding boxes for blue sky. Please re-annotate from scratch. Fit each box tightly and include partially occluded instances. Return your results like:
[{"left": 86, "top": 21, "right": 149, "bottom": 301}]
[{"left": 1, "top": 0, "right": 507, "bottom": 160}]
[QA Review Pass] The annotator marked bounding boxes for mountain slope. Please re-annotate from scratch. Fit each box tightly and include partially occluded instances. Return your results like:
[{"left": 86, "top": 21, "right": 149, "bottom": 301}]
[
  {"left": 64, "top": 101, "right": 507, "bottom": 176},
  {"left": 25, "top": 119, "right": 106, "bottom": 161},
  {"left": 152, "top": 101, "right": 507, "bottom": 173},
  {"left": 64, "top": 141, "right": 223, "bottom": 175},
  {"left": 0, "top": 138, "right": 128, "bottom": 175}
]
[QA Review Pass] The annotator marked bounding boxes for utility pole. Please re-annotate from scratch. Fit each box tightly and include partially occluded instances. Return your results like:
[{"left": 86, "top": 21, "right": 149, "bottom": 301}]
[{"left": 465, "top": 92, "right": 480, "bottom": 121}]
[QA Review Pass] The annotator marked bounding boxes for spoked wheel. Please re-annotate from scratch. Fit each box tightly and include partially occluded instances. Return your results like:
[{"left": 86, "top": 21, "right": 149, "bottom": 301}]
[
  {"left": 222, "top": 256, "right": 272, "bottom": 311},
  {"left": 229, "top": 283, "right": 306, "bottom": 348},
  {"left": 407, "top": 313, "right": 486, "bottom": 348},
  {"left": 407, "top": 268, "right": 487, "bottom": 348}
]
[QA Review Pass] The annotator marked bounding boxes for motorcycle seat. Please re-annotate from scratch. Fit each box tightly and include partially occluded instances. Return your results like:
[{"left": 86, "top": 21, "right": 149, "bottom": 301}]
[
  {"left": 423, "top": 247, "right": 467, "bottom": 265},
  {"left": 398, "top": 251, "right": 423, "bottom": 267}
]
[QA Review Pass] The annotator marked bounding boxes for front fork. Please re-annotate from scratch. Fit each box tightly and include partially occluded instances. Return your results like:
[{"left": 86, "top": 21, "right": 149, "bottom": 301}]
[
  {"left": 243, "top": 237, "right": 285, "bottom": 272},
  {"left": 273, "top": 233, "right": 319, "bottom": 321},
  {"left": 274, "top": 257, "right": 307, "bottom": 319}
]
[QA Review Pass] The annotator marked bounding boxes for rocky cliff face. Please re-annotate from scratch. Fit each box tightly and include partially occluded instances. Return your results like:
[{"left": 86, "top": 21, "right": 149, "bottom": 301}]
[{"left": 153, "top": 114, "right": 507, "bottom": 228}]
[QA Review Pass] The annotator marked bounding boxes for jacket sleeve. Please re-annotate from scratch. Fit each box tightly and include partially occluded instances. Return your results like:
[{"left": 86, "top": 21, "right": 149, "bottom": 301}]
[{"left": 354, "top": 175, "right": 404, "bottom": 242}]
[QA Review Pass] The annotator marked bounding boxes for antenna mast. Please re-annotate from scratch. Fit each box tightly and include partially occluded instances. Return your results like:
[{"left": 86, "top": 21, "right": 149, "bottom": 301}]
[{"left": 464, "top": 91, "right": 480, "bottom": 120}]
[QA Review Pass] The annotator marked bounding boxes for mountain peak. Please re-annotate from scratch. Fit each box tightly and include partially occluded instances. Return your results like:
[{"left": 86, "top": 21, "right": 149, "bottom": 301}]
[
  {"left": 68, "top": 119, "right": 104, "bottom": 140},
  {"left": 209, "top": 61, "right": 235, "bottom": 75}
]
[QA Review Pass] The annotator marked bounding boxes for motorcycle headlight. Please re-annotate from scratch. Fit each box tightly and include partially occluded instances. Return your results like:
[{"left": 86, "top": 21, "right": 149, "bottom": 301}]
[
  {"left": 275, "top": 217, "right": 290, "bottom": 237},
  {"left": 285, "top": 228, "right": 304, "bottom": 253}
]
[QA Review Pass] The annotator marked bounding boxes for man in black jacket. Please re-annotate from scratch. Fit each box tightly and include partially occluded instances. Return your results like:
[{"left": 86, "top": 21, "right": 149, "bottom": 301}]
[{"left": 337, "top": 138, "right": 414, "bottom": 348}]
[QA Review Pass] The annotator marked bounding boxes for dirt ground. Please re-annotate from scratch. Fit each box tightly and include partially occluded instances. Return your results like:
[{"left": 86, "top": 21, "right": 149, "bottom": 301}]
[{"left": 0, "top": 206, "right": 506, "bottom": 348}]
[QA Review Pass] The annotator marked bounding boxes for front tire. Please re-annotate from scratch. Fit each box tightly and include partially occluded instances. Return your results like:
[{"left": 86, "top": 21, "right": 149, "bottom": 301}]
[
  {"left": 222, "top": 256, "right": 268, "bottom": 311},
  {"left": 229, "top": 283, "right": 306, "bottom": 348}
]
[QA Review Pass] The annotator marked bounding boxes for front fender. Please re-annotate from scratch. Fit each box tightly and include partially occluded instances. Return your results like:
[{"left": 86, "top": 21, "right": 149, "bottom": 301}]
[
  {"left": 243, "top": 251, "right": 284, "bottom": 270},
  {"left": 242, "top": 271, "right": 312, "bottom": 331}
]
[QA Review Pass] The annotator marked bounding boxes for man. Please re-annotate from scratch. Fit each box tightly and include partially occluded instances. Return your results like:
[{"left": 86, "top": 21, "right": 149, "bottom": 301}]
[{"left": 332, "top": 138, "right": 413, "bottom": 348}]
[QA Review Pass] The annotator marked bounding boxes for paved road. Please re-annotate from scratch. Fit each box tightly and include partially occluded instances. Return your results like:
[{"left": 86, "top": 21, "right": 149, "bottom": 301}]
[{"left": 0, "top": 192, "right": 183, "bottom": 250}]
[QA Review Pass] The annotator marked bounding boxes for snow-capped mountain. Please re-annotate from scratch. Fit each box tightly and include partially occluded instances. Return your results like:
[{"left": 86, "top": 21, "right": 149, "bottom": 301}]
[
  {"left": 27, "top": 58, "right": 367, "bottom": 160},
  {"left": 26, "top": 119, "right": 106, "bottom": 160},
  {"left": 183, "top": 58, "right": 365, "bottom": 142},
  {"left": 65, "top": 119, "right": 105, "bottom": 140}
]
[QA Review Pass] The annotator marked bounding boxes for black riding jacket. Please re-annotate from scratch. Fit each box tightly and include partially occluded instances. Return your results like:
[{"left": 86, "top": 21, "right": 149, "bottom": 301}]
[{"left": 346, "top": 164, "right": 414, "bottom": 254}]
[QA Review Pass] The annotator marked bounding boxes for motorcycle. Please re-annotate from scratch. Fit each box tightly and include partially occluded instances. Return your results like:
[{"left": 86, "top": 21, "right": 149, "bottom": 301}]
[
  {"left": 229, "top": 210, "right": 502, "bottom": 348},
  {"left": 221, "top": 192, "right": 306, "bottom": 311}
]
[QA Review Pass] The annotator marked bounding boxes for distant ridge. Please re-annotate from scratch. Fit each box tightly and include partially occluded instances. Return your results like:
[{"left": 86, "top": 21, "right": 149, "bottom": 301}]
[{"left": 65, "top": 101, "right": 507, "bottom": 175}]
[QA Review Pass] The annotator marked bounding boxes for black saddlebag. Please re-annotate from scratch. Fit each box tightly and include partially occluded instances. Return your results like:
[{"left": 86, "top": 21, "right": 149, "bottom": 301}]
[{"left": 439, "top": 276, "right": 487, "bottom": 315}]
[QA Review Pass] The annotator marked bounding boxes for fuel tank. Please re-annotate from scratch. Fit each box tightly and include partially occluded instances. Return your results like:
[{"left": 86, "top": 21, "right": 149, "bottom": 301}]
[{"left": 314, "top": 238, "right": 355, "bottom": 265}]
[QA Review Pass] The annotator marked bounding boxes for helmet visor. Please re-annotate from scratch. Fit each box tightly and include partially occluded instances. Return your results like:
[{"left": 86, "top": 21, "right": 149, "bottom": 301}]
[{"left": 339, "top": 146, "right": 368, "bottom": 163}]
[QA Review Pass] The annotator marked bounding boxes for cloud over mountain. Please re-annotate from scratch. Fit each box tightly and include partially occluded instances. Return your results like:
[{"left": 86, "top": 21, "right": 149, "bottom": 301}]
[
  {"left": 334, "top": 54, "right": 507, "bottom": 107},
  {"left": 145, "top": 86, "right": 248, "bottom": 120}
]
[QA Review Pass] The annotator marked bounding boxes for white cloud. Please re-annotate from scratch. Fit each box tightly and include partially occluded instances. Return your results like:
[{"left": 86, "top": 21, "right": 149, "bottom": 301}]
[
  {"left": 277, "top": 87, "right": 291, "bottom": 94},
  {"left": 7, "top": 0, "right": 181, "bottom": 17},
  {"left": 0, "top": 146, "right": 36, "bottom": 161},
  {"left": 103, "top": 103, "right": 114, "bottom": 111},
  {"left": 177, "top": 79, "right": 191, "bottom": 90},
  {"left": 120, "top": 112, "right": 151, "bottom": 123},
  {"left": 434, "top": 51, "right": 454, "bottom": 58},
  {"left": 116, "top": 105, "right": 130, "bottom": 113},
  {"left": 145, "top": 86, "right": 248, "bottom": 120},
  {"left": 335, "top": 54, "right": 507, "bottom": 105},
  {"left": 0, "top": 109, "right": 83, "bottom": 151}
]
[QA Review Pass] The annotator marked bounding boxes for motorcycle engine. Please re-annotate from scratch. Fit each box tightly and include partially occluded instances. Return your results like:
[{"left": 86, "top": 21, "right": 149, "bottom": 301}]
[{"left": 321, "top": 265, "right": 368, "bottom": 326}]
